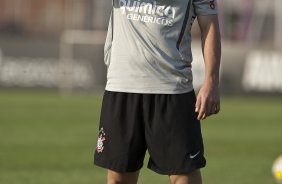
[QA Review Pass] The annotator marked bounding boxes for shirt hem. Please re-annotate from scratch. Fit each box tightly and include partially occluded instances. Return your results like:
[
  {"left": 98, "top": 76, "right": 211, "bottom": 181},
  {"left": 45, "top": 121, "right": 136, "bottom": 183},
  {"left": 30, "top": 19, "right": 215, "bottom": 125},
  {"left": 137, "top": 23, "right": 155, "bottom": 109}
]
[{"left": 105, "top": 86, "right": 194, "bottom": 94}]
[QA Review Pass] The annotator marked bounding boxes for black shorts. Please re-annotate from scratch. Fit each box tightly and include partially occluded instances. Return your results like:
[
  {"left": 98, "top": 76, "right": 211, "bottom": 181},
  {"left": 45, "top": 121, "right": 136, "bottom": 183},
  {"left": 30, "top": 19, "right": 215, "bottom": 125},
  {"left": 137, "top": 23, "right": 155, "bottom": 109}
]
[{"left": 94, "top": 90, "right": 206, "bottom": 175}]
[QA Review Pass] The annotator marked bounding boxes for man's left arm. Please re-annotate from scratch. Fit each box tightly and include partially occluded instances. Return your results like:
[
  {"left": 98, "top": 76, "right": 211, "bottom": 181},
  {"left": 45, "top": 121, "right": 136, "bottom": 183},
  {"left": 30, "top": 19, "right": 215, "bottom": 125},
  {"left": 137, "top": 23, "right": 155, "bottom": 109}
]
[{"left": 195, "top": 15, "right": 221, "bottom": 120}]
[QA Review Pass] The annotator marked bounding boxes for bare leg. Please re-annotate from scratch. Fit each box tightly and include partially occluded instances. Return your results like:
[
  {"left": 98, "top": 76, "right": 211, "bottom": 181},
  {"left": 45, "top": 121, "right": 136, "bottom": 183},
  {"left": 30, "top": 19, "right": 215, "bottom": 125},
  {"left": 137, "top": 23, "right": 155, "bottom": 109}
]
[
  {"left": 107, "top": 170, "right": 140, "bottom": 184},
  {"left": 169, "top": 169, "right": 202, "bottom": 184}
]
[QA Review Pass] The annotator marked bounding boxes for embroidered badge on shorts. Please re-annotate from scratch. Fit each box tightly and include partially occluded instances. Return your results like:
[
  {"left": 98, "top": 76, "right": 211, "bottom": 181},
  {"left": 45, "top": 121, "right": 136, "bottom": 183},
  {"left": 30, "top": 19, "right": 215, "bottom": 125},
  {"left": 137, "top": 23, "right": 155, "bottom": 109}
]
[
  {"left": 96, "top": 127, "right": 106, "bottom": 153},
  {"left": 210, "top": 0, "right": 215, "bottom": 9}
]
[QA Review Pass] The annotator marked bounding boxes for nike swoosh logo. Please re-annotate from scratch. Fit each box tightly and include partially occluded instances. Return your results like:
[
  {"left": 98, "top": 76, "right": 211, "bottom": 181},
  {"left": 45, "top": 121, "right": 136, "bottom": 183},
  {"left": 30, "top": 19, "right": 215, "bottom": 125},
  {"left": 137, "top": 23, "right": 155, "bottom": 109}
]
[{"left": 190, "top": 151, "right": 200, "bottom": 159}]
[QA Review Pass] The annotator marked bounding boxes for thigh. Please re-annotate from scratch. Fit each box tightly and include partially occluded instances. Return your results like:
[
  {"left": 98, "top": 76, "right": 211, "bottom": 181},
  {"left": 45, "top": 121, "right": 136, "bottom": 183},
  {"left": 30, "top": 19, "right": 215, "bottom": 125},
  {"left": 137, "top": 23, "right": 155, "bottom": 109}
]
[
  {"left": 94, "top": 91, "right": 147, "bottom": 173},
  {"left": 143, "top": 90, "right": 206, "bottom": 175}
]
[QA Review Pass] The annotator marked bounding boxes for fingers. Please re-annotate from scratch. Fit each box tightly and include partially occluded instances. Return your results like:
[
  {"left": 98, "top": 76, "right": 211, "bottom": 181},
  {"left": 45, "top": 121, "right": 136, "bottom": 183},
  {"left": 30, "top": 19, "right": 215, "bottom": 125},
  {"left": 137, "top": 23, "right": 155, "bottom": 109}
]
[
  {"left": 196, "top": 96, "right": 220, "bottom": 120},
  {"left": 199, "top": 101, "right": 207, "bottom": 120},
  {"left": 214, "top": 103, "right": 220, "bottom": 114},
  {"left": 206, "top": 100, "right": 213, "bottom": 116},
  {"left": 197, "top": 96, "right": 207, "bottom": 120},
  {"left": 210, "top": 101, "right": 220, "bottom": 115},
  {"left": 195, "top": 95, "right": 206, "bottom": 120}
]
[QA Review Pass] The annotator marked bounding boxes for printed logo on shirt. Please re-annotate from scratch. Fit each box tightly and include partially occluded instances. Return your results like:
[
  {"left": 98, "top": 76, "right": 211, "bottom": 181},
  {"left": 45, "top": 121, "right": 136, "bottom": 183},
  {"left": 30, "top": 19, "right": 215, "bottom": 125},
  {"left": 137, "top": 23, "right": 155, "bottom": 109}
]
[
  {"left": 119, "top": 0, "right": 176, "bottom": 26},
  {"left": 210, "top": 0, "right": 215, "bottom": 9}
]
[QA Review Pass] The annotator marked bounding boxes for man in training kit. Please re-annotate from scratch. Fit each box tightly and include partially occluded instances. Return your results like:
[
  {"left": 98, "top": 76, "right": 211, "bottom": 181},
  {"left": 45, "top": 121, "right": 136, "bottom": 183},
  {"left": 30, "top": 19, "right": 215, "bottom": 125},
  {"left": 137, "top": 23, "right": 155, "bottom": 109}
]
[{"left": 94, "top": 0, "right": 221, "bottom": 183}]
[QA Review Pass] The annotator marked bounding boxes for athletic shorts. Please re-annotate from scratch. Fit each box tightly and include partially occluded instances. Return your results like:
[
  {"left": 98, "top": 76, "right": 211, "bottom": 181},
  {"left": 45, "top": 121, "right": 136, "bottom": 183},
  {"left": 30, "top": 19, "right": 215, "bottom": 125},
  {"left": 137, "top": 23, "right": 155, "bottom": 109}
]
[{"left": 94, "top": 90, "right": 206, "bottom": 175}]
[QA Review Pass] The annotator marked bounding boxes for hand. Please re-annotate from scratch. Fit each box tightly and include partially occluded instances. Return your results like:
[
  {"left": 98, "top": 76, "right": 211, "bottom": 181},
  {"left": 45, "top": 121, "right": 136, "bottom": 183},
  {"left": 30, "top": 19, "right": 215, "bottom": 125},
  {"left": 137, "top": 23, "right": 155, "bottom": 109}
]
[{"left": 195, "top": 81, "right": 220, "bottom": 120}]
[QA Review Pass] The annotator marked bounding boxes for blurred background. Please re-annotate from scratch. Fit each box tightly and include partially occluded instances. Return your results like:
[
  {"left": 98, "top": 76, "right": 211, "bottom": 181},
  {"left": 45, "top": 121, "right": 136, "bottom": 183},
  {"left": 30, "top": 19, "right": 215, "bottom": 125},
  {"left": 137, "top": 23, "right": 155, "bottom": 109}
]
[{"left": 0, "top": 0, "right": 281, "bottom": 184}]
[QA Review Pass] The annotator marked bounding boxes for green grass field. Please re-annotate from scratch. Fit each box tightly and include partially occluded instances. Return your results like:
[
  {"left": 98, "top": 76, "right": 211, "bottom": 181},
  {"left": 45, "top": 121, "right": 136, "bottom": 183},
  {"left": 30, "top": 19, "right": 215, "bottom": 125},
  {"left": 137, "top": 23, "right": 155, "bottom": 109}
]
[{"left": 0, "top": 90, "right": 281, "bottom": 184}]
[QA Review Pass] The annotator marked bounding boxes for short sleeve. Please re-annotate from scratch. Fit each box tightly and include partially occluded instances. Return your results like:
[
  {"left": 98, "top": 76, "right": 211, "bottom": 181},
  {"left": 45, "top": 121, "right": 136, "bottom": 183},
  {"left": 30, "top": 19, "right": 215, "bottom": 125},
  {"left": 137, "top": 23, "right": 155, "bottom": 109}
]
[{"left": 193, "top": 0, "right": 218, "bottom": 16}]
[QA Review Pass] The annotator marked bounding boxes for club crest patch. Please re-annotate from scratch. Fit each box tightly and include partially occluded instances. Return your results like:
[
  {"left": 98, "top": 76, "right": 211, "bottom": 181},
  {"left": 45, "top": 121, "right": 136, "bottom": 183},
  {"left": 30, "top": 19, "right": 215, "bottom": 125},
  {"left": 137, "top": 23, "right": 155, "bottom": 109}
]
[
  {"left": 96, "top": 127, "right": 106, "bottom": 153},
  {"left": 210, "top": 0, "right": 215, "bottom": 9}
]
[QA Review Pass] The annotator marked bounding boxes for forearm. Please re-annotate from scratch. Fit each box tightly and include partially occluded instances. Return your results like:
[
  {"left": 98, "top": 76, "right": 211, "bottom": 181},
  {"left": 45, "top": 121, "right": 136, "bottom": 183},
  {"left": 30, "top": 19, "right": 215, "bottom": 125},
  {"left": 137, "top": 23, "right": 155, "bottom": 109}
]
[
  {"left": 199, "top": 15, "right": 221, "bottom": 86},
  {"left": 195, "top": 15, "right": 221, "bottom": 120}
]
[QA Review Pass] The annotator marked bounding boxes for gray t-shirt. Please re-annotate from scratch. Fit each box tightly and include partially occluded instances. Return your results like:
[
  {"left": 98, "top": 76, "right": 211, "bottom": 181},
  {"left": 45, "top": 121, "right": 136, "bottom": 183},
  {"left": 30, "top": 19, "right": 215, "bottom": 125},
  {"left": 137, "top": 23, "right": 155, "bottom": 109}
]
[{"left": 104, "top": 0, "right": 218, "bottom": 94}]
